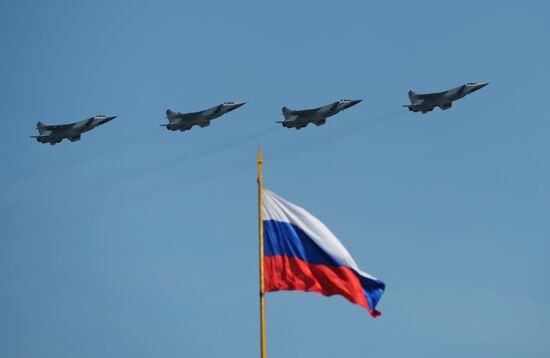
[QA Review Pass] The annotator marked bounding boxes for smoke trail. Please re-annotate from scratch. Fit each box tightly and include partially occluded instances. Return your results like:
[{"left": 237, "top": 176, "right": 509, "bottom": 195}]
[
  {"left": 0, "top": 128, "right": 163, "bottom": 187},
  {"left": 120, "top": 125, "right": 280, "bottom": 179},
  {"left": 98, "top": 112, "right": 406, "bottom": 209},
  {"left": 271, "top": 110, "right": 407, "bottom": 160}
]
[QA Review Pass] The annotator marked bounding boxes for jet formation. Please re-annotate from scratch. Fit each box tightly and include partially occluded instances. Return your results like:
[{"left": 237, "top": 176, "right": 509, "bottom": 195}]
[
  {"left": 31, "top": 115, "right": 117, "bottom": 145},
  {"left": 162, "top": 102, "right": 246, "bottom": 132},
  {"left": 402, "top": 82, "right": 489, "bottom": 113},
  {"left": 31, "top": 83, "right": 488, "bottom": 144},
  {"left": 277, "top": 99, "right": 362, "bottom": 129}
]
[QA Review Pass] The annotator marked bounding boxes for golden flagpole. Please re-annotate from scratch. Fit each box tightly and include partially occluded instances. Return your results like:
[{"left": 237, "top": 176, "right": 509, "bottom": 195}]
[{"left": 257, "top": 145, "right": 267, "bottom": 358}]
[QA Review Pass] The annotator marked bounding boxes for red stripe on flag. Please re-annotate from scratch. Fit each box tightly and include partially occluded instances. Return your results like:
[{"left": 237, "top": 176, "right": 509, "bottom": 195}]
[{"left": 264, "top": 255, "right": 380, "bottom": 317}]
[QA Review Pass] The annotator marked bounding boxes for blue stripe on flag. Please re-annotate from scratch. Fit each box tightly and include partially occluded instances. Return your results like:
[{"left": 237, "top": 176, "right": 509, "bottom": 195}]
[{"left": 263, "top": 219, "right": 385, "bottom": 308}]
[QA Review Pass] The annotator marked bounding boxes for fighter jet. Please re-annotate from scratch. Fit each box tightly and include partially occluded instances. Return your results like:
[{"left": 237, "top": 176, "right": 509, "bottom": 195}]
[
  {"left": 403, "top": 82, "right": 489, "bottom": 113},
  {"left": 31, "top": 115, "right": 117, "bottom": 145},
  {"left": 162, "top": 102, "right": 246, "bottom": 132},
  {"left": 277, "top": 99, "right": 362, "bottom": 129}
]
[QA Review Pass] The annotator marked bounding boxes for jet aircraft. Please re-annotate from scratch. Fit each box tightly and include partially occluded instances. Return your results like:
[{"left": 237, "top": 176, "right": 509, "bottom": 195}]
[
  {"left": 277, "top": 99, "right": 362, "bottom": 129},
  {"left": 31, "top": 115, "right": 117, "bottom": 145},
  {"left": 162, "top": 102, "right": 246, "bottom": 132},
  {"left": 403, "top": 82, "right": 489, "bottom": 113}
]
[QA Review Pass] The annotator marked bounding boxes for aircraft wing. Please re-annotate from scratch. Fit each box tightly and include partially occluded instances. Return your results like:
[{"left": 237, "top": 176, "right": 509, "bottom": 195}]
[
  {"left": 166, "top": 110, "right": 198, "bottom": 122},
  {"left": 40, "top": 123, "right": 74, "bottom": 130},
  {"left": 294, "top": 108, "right": 318, "bottom": 116},
  {"left": 176, "top": 112, "right": 200, "bottom": 122},
  {"left": 417, "top": 91, "right": 446, "bottom": 101},
  {"left": 402, "top": 104, "right": 435, "bottom": 113}
]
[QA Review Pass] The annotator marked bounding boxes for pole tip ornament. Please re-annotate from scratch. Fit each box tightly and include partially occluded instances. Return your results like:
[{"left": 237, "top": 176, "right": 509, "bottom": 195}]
[{"left": 258, "top": 144, "right": 263, "bottom": 164}]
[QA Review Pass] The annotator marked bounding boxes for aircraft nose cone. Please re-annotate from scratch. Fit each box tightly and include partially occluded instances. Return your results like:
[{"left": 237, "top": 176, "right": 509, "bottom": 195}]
[
  {"left": 471, "top": 82, "right": 489, "bottom": 92},
  {"left": 349, "top": 99, "right": 362, "bottom": 107},
  {"left": 226, "top": 102, "right": 246, "bottom": 112},
  {"left": 105, "top": 115, "right": 117, "bottom": 122}
]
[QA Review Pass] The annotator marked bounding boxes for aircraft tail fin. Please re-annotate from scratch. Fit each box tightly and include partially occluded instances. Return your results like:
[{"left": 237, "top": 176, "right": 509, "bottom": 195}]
[
  {"left": 282, "top": 106, "right": 293, "bottom": 120},
  {"left": 408, "top": 90, "right": 422, "bottom": 105},
  {"left": 166, "top": 110, "right": 178, "bottom": 123},
  {"left": 36, "top": 121, "right": 48, "bottom": 134},
  {"left": 408, "top": 90, "right": 419, "bottom": 99}
]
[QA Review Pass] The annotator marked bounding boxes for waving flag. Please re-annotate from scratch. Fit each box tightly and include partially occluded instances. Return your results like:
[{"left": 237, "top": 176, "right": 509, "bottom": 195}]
[{"left": 262, "top": 189, "right": 385, "bottom": 317}]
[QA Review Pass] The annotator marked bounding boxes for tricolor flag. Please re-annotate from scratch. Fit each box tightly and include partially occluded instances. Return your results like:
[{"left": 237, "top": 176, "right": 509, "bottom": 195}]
[{"left": 262, "top": 189, "right": 385, "bottom": 317}]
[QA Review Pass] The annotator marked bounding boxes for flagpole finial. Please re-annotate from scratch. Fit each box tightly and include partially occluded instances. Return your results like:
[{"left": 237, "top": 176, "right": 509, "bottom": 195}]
[{"left": 258, "top": 144, "right": 263, "bottom": 165}]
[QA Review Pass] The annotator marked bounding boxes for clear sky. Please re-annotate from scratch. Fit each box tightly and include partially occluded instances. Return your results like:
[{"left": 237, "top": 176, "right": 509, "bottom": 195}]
[{"left": 1, "top": 0, "right": 549, "bottom": 357}]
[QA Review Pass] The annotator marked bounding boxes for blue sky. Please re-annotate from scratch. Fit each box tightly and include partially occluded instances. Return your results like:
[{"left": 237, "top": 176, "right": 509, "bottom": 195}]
[{"left": 1, "top": 0, "right": 549, "bottom": 357}]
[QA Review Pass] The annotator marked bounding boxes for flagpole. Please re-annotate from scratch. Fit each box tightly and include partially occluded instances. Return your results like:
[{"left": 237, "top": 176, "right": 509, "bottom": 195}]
[{"left": 257, "top": 145, "right": 267, "bottom": 358}]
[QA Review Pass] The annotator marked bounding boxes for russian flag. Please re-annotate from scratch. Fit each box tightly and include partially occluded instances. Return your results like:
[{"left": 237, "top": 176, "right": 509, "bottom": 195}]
[{"left": 262, "top": 189, "right": 385, "bottom": 317}]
